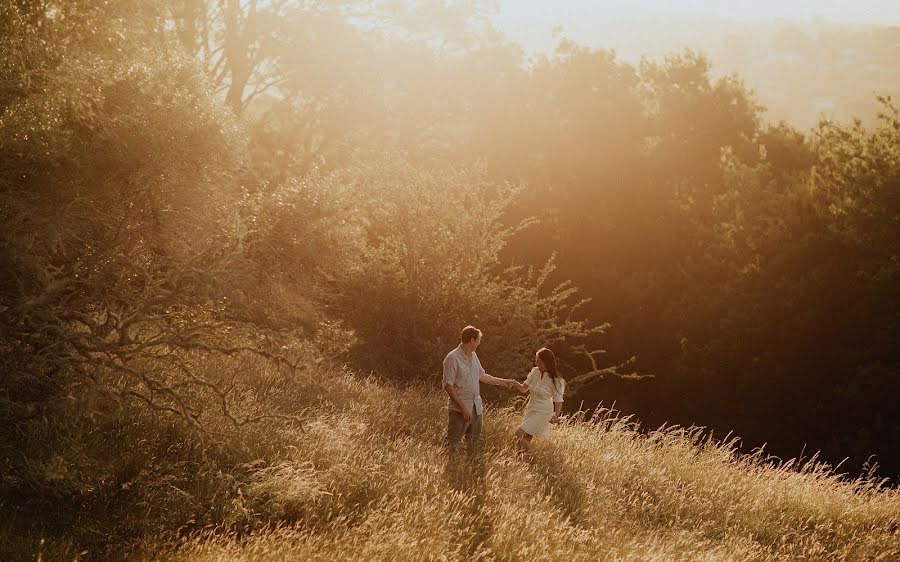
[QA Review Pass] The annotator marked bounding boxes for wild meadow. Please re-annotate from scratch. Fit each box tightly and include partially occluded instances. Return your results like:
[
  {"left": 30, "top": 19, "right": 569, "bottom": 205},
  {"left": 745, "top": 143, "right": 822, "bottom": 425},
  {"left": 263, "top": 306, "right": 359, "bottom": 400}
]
[
  {"left": 6, "top": 357, "right": 897, "bottom": 561},
  {"left": 164, "top": 380, "right": 900, "bottom": 562},
  {"left": 2, "top": 3, "right": 898, "bottom": 560}
]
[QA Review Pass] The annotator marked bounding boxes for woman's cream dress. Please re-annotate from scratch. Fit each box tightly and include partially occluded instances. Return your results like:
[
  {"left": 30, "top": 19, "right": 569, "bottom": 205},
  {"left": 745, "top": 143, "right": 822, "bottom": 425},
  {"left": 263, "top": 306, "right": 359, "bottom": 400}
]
[{"left": 518, "top": 367, "right": 564, "bottom": 438}]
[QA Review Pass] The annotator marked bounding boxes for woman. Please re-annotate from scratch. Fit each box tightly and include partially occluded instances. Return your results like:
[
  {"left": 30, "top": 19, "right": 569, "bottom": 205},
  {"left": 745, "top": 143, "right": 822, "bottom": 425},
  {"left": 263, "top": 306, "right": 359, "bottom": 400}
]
[{"left": 513, "top": 347, "right": 565, "bottom": 453}]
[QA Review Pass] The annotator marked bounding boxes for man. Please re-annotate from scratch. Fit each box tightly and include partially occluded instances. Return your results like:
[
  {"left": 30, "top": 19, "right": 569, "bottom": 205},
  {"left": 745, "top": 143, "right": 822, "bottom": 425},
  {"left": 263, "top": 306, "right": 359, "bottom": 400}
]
[{"left": 442, "top": 325, "right": 515, "bottom": 451}]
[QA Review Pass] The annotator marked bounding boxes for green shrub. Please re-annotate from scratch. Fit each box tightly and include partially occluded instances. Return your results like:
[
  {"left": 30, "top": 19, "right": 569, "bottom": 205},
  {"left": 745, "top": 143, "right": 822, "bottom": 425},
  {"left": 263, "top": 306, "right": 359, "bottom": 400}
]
[{"left": 329, "top": 160, "right": 600, "bottom": 380}]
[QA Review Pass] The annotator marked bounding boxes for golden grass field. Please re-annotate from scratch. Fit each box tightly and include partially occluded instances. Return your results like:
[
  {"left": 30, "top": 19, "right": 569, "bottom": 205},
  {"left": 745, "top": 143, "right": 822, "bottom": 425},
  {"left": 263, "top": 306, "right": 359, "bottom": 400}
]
[{"left": 122, "top": 372, "right": 900, "bottom": 562}]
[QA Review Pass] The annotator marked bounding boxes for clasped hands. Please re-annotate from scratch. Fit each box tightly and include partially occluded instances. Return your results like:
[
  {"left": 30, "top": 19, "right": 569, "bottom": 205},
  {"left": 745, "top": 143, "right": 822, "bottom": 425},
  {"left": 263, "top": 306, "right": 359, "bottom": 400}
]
[{"left": 499, "top": 378, "right": 526, "bottom": 392}]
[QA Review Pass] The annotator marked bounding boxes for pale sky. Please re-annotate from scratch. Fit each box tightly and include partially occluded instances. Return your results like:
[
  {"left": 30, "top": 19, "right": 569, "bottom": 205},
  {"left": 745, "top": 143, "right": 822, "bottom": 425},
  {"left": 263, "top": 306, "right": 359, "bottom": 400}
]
[
  {"left": 496, "top": 0, "right": 900, "bottom": 25},
  {"left": 494, "top": 0, "right": 900, "bottom": 54}
]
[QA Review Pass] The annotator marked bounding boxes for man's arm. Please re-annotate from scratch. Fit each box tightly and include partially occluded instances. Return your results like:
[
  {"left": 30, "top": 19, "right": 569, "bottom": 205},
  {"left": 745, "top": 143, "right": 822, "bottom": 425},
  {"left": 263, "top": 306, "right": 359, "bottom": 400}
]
[
  {"left": 442, "top": 355, "right": 471, "bottom": 421},
  {"left": 443, "top": 383, "right": 470, "bottom": 421},
  {"left": 479, "top": 373, "right": 515, "bottom": 388}
]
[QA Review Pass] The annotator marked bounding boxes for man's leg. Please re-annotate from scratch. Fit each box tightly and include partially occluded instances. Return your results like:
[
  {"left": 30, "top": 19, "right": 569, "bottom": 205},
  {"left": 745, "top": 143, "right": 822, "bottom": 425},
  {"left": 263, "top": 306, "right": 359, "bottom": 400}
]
[
  {"left": 443, "top": 410, "right": 468, "bottom": 451},
  {"left": 463, "top": 409, "right": 483, "bottom": 454}
]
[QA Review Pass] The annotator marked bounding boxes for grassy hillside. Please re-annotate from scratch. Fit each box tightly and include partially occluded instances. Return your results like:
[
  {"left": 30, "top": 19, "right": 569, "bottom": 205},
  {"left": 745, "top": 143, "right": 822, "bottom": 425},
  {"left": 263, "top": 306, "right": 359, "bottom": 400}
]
[
  {"left": 88, "top": 369, "right": 900, "bottom": 561},
  {"left": 3, "top": 358, "right": 899, "bottom": 561}
]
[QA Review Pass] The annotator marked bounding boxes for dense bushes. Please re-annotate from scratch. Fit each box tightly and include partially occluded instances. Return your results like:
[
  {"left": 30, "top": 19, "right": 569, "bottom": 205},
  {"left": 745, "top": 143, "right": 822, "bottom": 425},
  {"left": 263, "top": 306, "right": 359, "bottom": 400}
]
[
  {"left": 670, "top": 101, "right": 900, "bottom": 470},
  {"left": 329, "top": 161, "right": 599, "bottom": 379},
  {"left": 0, "top": 4, "right": 261, "bottom": 433},
  {"left": 0, "top": 7, "right": 304, "bottom": 550}
]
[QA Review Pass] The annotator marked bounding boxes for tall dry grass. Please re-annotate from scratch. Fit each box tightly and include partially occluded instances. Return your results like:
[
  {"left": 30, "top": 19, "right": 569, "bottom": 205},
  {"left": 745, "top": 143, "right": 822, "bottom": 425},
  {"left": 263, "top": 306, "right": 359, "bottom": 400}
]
[{"left": 133, "top": 370, "right": 899, "bottom": 562}]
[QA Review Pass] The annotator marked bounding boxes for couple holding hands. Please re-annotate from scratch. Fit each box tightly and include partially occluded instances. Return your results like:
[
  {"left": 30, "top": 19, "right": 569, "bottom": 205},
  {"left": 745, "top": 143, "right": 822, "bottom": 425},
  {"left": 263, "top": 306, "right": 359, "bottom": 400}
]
[{"left": 442, "top": 325, "right": 565, "bottom": 454}]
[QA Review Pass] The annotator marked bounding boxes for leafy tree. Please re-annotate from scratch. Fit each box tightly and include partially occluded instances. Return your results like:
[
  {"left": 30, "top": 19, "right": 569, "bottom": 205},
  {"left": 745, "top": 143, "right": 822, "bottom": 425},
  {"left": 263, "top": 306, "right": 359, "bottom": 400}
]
[
  {"left": 0, "top": 2, "right": 297, "bottom": 443},
  {"left": 329, "top": 160, "right": 600, "bottom": 379},
  {"left": 663, "top": 98, "right": 900, "bottom": 474}
]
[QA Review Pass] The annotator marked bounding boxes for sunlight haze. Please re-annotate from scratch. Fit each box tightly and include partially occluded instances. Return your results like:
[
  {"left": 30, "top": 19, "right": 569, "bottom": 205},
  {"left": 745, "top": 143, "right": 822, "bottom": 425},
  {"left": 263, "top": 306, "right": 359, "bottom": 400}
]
[
  {"left": 496, "top": 0, "right": 900, "bottom": 37},
  {"left": 494, "top": 0, "right": 900, "bottom": 128},
  {"left": 494, "top": 0, "right": 900, "bottom": 54}
]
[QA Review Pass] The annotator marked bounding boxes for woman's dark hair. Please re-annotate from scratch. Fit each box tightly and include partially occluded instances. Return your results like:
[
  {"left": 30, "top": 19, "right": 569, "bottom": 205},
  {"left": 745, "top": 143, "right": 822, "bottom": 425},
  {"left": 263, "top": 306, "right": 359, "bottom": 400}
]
[{"left": 537, "top": 347, "right": 564, "bottom": 390}]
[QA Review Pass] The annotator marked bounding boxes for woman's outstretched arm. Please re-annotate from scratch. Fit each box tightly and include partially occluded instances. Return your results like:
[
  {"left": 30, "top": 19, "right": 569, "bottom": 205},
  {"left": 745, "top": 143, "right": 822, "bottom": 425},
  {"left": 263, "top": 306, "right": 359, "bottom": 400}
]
[{"left": 514, "top": 367, "right": 537, "bottom": 393}]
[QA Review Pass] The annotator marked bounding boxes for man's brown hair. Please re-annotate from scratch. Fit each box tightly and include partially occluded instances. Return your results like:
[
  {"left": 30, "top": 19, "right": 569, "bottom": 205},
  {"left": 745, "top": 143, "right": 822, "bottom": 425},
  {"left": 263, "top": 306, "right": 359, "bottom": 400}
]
[{"left": 460, "top": 325, "right": 482, "bottom": 343}]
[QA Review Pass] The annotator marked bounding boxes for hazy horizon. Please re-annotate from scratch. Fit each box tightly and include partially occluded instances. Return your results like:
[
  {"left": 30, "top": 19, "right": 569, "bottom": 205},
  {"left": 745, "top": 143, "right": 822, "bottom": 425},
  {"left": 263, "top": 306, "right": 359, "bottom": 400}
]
[
  {"left": 495, "top": 0, "right": 900, "bottom": 48},
  {"left": 494, "top": 2, "right": 899, "bottom": 56},
  {"left": 493, "top": 2, "right": 900, "bottom": 128}
]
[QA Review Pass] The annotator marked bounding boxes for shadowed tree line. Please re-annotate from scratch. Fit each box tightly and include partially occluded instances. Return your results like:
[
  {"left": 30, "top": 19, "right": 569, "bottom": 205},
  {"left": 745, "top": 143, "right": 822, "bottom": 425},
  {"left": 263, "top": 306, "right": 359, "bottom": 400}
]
[
  {"left": 162, "top": 1, "right": 899, "bottom": 476},
  {"left": 1, "top": 3, "right": 897, "bottom": 549}
]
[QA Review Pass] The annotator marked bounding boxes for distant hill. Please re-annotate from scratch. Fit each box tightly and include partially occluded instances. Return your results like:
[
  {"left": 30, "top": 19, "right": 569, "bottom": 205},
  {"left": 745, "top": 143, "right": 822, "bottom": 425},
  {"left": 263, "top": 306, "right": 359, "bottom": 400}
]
[{"left": 503, "top": 15, "right": 900, "bottom": 129}]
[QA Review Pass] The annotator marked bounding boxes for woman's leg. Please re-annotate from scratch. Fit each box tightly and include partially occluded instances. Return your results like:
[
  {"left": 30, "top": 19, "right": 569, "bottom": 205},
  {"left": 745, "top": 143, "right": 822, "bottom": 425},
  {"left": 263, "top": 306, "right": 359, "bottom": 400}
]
[{"left": 514, "top": 428, "right": 533, "bottom": 453}]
